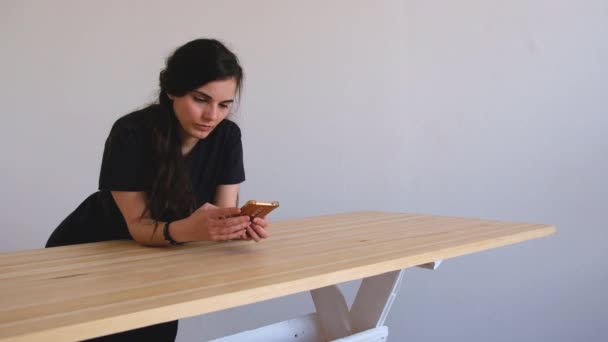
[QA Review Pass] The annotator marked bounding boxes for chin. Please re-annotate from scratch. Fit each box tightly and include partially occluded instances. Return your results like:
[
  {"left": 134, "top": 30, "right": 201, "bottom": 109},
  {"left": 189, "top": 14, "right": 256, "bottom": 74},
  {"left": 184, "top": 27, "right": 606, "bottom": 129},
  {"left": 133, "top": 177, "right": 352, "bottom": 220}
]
[{"left": 189, "top": 129, "right": 212, "bottom": 140}]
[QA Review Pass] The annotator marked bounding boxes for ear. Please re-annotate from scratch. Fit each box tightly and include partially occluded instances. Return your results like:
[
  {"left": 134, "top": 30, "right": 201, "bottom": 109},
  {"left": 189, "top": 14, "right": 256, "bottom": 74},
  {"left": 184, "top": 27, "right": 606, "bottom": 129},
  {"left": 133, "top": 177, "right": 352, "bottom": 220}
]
[{"left": 167, "top": 92, "right": 175, "bottom": 100}]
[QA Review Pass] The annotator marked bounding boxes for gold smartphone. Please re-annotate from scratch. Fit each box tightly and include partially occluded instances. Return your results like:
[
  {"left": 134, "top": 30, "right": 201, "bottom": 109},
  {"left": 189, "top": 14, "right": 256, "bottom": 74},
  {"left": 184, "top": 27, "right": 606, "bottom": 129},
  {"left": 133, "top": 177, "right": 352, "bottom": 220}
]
[{"left": 240, "top": 200, "right": 280, "bottom": 218}]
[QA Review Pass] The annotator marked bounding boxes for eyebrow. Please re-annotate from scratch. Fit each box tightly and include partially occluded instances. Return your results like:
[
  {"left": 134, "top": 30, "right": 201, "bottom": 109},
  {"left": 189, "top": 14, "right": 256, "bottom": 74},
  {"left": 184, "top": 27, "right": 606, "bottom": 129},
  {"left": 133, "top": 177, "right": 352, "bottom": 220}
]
[{"left": 192, "top": 90, "right": 234, "bottom": 104}]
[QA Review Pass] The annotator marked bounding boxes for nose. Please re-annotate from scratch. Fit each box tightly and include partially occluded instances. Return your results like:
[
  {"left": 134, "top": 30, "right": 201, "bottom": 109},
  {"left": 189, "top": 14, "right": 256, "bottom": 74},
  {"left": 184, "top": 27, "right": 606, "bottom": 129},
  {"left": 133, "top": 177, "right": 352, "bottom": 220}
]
[{"left": 202, "top": 103, "right": 220, "bottom": 121}]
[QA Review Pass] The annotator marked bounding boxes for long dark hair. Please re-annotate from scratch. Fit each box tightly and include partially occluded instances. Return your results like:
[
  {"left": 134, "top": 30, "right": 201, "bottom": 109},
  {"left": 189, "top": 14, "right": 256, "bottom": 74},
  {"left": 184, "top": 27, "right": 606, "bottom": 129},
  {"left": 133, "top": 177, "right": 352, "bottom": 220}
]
[{"left": 145, "top": 38, "right": 243, "bottom": 224}]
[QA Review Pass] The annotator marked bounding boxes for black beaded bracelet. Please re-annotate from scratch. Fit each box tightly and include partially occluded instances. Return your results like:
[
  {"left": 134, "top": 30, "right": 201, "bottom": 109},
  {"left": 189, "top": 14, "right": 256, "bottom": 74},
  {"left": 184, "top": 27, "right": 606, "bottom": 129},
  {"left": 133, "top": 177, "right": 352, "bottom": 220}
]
[{"left": 163, "top": 221, "right": 184, "bottom": 246}]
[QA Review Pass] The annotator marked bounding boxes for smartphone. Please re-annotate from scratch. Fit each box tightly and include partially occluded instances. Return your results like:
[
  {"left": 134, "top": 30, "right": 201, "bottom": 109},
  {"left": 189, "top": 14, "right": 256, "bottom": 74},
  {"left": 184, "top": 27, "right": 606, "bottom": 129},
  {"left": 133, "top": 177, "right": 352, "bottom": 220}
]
[{"left": 240, "top": 200, "right": 280, "bottom": 219}]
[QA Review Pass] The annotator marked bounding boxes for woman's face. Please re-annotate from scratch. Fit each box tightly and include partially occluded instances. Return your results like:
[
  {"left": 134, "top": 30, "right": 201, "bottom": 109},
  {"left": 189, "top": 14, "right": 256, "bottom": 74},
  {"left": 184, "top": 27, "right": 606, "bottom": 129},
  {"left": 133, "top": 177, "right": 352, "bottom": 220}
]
[{"left": 169, "top": 78, "right": 237, "bottom": 141}]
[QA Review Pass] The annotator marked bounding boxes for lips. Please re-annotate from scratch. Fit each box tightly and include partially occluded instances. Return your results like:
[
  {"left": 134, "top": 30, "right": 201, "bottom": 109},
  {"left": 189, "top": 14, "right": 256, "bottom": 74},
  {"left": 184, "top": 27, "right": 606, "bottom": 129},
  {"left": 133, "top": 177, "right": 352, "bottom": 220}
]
[{"left": 194, "top": 124, "right": 213, "bottom": 132}]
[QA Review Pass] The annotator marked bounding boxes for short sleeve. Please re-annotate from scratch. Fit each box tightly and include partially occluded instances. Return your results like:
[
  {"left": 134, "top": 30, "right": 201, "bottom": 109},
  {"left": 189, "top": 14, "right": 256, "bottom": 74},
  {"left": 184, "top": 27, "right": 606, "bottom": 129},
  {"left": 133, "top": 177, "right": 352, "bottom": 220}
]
[
  {"left": 98, "top": 121, "right": 153, "bottom": 191},
  {"left": 218, "top": 122, "right": 246, "bottom": 185}
]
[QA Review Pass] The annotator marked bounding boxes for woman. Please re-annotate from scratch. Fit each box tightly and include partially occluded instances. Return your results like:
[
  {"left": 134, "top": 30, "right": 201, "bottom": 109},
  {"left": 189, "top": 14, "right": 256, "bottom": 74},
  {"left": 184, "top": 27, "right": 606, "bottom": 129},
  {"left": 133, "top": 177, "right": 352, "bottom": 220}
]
[{"left": 46, "top": 38, "right": 269, "bottom": 341}]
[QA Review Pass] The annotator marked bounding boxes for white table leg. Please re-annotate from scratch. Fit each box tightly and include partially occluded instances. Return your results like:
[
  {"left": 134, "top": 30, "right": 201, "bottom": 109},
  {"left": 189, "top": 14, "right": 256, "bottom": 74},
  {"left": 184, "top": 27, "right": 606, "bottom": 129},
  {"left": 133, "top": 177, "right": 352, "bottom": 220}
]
[
  {"left": 211, "top": 261, "right": 442, "bottom": 342},
  {"left": 310, "top": 284, "right": 353, "bottom": 340},
  {"left": 312, "top": 260, "right": 442, "bottom": 341},
  {"left": 349, "top": 270, "right": 403, "bottom": 332}
]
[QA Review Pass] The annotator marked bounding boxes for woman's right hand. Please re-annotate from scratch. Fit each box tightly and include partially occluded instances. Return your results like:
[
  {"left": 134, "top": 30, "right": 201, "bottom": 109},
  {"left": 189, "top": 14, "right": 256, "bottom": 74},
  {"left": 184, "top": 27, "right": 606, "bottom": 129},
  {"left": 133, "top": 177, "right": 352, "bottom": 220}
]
[{"left": 186, "top": 203, "right": 250, "bottom": 241}]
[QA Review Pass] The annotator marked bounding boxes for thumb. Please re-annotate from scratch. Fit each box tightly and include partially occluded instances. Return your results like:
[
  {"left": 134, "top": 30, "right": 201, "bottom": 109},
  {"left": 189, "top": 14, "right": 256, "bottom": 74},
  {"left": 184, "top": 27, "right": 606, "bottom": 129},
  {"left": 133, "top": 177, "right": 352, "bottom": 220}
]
[{"left": 200, "top": 202, "right": 218, "bottom": 211}]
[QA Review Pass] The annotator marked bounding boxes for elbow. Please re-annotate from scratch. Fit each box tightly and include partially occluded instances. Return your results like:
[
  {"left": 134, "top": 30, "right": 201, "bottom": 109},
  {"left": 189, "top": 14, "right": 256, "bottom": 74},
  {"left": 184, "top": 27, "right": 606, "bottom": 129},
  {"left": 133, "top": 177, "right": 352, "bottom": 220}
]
[
  {"left": 125, "top": 222, "right": 168, "bottom": 247},
  {"left": 133, "top": 239, "right": 167, "bottom": 248}
]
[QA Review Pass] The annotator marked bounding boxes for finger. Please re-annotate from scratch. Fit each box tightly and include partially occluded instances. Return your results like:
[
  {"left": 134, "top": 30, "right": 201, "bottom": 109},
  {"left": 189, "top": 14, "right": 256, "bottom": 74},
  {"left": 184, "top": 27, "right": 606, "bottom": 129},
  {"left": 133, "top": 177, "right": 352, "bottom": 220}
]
[
  {"left": 217, "top": 219, "right": 251, "bottom": 235},
  {"left": 209, "top": 207, "right": 241, "bottom": 219},
  {"left": 253, "top": 217, "right": 269, "bottom": 228},
  {"left": 246, "top": 225, "right": 261, "bottom": 242},
  {"left": 218, "top": 216, "right": 250, "bottom": 229},
  {"left": 219, "top": 229, "right": 248, "bottom": 241},
  {"left": 251, "top": 224, "right": 269, "bottom": 239}
]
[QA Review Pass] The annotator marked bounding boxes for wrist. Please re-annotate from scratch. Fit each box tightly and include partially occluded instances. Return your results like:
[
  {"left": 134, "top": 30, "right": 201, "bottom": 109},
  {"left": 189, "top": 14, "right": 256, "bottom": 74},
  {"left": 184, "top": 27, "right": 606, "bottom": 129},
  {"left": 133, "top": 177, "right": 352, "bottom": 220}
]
[
  {"left": 162, "top": 222, "right": 183, "bottom": 245},
  {"left": 167, "top": 217, "right": 194, "bottom": 243}
]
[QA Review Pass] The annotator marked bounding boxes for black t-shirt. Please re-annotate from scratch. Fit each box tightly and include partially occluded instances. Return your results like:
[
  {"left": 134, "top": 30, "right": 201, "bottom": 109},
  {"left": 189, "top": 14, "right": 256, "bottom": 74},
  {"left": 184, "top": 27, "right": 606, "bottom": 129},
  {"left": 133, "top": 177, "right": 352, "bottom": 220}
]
[
  {"left": 46, "top": 104, "right": 245, "bottom": 247},
  {"left": 45, "top": 104, "right": 244, "bottom": 341},
  {"left": 100, "top": 104, "right": 245, "bottom": 206}
]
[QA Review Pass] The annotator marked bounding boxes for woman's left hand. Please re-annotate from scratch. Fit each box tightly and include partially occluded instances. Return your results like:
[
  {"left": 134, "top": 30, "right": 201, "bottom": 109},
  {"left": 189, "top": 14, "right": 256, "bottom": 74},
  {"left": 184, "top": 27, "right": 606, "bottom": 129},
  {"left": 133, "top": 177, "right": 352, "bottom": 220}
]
[{"left": 243, "top": 217, "right": 270, "bottom": 242}]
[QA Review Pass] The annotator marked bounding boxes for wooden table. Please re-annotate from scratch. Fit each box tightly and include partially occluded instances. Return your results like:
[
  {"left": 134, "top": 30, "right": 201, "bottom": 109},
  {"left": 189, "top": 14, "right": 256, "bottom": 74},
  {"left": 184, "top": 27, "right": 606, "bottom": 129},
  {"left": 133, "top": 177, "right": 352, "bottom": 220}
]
[{"left": 0, "top": 211, "right": 555, "bottom": 342}]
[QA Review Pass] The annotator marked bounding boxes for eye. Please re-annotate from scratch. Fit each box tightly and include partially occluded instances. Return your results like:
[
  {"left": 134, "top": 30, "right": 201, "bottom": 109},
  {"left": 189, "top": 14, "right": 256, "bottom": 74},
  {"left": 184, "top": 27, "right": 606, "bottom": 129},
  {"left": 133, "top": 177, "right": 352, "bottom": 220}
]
[
  {"left": 219, "top": 103, "right": 230, "bottom": 109},
  {"left": 192, "top": 95, "right": 208, "bottom": 103}
]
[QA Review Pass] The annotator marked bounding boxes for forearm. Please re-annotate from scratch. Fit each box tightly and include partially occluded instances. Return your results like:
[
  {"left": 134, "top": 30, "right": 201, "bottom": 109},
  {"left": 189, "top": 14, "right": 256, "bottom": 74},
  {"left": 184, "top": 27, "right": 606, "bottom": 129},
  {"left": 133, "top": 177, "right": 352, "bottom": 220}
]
[
  {"left": 112, "top": 192, "right": 246, "bottom": 247},
  {"left": 214, "top": 184, "right": 240, "bottom": 207},
  {"left": 127, "top": 216, "right": 194, "bottom": 247},
  {"left": 112, "top": 191, "right": 198, "bottom": 247}
]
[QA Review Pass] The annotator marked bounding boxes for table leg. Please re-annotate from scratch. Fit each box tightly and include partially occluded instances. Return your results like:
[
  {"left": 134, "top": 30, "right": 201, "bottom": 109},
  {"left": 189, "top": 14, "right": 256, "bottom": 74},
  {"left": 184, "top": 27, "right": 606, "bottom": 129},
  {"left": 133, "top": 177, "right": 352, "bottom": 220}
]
[
  {"left": 310, "top": 284, "right": 352, "bottom": 340},
  {"left": 312, "top": 260, "right": 441, "bottom": 341},
  {"left": 211, "top": 261, "right": 442, "bottom": 342}
]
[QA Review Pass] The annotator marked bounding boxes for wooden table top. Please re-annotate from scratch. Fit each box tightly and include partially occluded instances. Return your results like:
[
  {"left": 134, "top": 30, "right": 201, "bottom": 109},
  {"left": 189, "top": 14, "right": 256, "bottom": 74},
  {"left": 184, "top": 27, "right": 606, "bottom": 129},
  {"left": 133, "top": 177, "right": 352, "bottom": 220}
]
[{"left": 0, "top": 211, "right": 555, "bottom": 341}]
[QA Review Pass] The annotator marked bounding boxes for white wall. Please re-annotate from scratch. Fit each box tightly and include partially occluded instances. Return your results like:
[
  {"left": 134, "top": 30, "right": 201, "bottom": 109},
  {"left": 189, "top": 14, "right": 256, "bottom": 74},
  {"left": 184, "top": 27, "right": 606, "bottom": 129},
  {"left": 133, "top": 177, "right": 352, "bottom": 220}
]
[{"left": 1, "top": 0, "right": 606, "bottom": 341}]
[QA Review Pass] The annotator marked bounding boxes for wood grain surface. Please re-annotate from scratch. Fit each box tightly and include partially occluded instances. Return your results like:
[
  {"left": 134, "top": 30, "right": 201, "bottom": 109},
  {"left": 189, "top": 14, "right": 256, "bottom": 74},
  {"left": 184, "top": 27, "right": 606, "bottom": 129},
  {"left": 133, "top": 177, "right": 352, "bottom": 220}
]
[{"left": 0, "top": 211, "right": 555, "bottom": 341}]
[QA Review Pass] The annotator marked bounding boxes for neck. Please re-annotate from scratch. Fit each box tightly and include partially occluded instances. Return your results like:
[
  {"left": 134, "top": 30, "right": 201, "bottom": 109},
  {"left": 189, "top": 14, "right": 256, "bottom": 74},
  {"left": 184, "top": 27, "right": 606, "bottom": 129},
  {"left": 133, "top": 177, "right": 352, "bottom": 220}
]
[{"left": 180, "top": 129, "right": 198, "bottom": 156}]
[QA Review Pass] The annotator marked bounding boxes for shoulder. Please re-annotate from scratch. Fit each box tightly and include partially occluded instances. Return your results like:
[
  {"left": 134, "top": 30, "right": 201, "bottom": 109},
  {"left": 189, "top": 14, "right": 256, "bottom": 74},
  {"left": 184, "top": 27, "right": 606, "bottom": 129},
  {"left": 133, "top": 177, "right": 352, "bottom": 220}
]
[
  {"left": 215, "top": 119, "right": 242, "bottom": 138},
  {"left": 111, "top": 104, "right": 159, "bottom": 134},
  {"left": 107, "top": 104, "right": 159, "bottom": 142}
]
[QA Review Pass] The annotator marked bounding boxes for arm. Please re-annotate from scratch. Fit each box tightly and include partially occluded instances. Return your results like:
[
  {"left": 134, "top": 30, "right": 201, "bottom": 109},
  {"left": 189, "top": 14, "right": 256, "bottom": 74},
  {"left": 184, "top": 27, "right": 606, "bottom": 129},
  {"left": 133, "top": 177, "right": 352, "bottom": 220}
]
[
  {"left": 214, "top": 184, "right": 240, "bottom": 207},
  {"left": 112, "top": 191, "right": 250, "bottom": 247}
]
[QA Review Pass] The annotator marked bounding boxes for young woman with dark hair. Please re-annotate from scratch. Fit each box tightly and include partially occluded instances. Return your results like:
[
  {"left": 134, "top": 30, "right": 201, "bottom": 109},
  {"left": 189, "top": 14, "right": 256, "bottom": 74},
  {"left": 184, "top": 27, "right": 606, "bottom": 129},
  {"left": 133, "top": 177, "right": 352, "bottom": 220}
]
[{"left": 46, "top": 38, "right": 269, "bottom": 341}]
